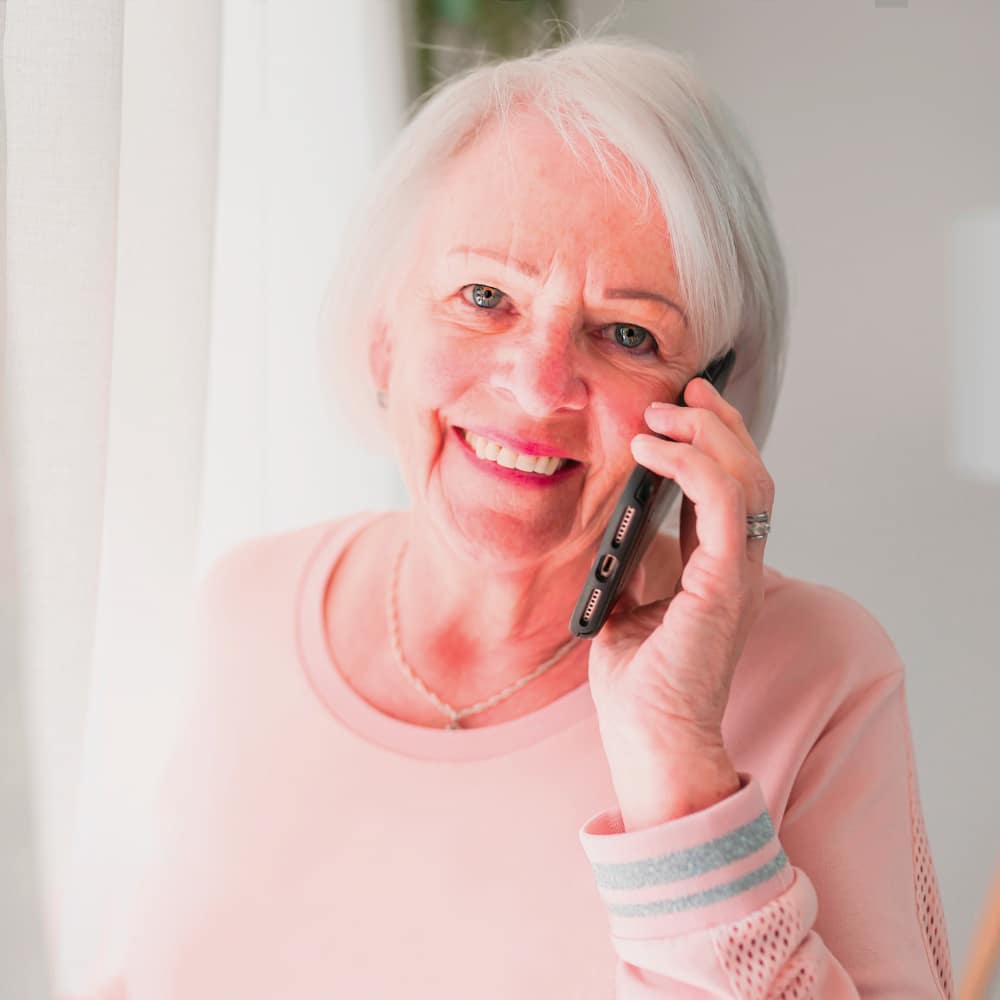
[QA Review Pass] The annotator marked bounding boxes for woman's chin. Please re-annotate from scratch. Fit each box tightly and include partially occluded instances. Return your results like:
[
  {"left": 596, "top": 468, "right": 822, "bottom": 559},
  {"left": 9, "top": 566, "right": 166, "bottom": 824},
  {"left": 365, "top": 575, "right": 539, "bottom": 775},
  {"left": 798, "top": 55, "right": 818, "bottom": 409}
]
[{"left": 441, "top": 506, "right": 583, "bottom": 569}]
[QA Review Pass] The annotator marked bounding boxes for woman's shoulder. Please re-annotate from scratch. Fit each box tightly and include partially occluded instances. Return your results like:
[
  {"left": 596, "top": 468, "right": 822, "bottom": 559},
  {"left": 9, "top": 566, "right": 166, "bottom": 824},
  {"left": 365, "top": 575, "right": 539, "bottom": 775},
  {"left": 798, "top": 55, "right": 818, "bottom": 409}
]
[
  {"left": 178, "top": 512, "right": 384, "bottom": 718},
  {"left": 640, "top": 533, "right": 905, "bottom": 695},
  {"left": 191, "top": 511, "right": 379, "bottom": 621},
  {"left": 760, "top": 565, "right": 900, "bottom": 652},
  {"left": 750, "top": 563, "right": 907, "bottom": 697}
]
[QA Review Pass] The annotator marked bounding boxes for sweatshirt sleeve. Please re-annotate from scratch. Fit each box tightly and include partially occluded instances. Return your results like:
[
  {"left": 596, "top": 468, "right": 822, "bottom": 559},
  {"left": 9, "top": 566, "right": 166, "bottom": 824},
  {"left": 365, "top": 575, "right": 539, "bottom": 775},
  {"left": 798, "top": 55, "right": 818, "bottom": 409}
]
[{"left": 578, "top": 669, "right": 955, "bottom": 998}]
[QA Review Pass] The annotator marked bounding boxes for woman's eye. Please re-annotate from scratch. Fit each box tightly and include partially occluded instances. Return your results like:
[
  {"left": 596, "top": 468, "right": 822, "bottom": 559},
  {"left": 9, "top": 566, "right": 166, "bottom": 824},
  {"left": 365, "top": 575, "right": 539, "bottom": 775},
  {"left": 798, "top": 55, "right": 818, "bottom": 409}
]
[
  {"left": 605, "top": 323, "right": 658, "bottom": 355},
  {"left": 457, "top": 289, "right": 657, "bottom": 357},
  {"left": 461, "top": 284, "right": 506, "bottom": 309}
]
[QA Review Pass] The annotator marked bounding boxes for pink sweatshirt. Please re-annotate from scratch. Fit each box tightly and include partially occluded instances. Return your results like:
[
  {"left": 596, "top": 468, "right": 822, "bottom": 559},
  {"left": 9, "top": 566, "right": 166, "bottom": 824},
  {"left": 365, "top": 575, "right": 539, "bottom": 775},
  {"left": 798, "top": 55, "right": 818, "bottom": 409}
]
[{"left": 78, "top": 511, "right": 954, "bottom": 999}]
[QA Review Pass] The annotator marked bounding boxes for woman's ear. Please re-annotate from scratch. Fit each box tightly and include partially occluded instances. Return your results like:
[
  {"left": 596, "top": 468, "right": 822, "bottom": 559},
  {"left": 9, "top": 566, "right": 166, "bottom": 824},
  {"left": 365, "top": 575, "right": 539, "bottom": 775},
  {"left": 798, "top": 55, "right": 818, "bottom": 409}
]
[{"left": 368, "top": 315, "right": 392, "bottom": 395}]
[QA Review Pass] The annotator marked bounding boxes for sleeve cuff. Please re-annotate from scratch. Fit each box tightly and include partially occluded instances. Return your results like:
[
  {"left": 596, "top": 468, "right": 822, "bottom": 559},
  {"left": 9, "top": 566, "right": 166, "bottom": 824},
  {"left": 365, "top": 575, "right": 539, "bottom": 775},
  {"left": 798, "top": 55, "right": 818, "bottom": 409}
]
[{"left": 578, "top": 772, "right": 793, "bottom": 939}]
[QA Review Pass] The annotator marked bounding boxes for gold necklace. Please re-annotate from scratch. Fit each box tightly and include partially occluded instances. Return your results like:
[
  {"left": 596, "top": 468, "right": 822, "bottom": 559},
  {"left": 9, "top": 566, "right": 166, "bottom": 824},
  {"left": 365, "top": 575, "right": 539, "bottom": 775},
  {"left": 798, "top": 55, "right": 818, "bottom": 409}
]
[{"left": 386, "top": 540, "right": 582, "bottom": 729}]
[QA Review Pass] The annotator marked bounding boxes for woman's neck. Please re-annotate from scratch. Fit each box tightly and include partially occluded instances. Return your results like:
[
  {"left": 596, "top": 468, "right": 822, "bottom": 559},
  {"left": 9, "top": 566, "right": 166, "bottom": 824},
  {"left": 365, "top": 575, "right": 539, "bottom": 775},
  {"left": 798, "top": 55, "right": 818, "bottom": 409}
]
[
  {"left": 387, "top": 511, "right": 596, "bottom": 702},
  {"left": 326, "top": 510, "right": 681, "bottom": 726}
]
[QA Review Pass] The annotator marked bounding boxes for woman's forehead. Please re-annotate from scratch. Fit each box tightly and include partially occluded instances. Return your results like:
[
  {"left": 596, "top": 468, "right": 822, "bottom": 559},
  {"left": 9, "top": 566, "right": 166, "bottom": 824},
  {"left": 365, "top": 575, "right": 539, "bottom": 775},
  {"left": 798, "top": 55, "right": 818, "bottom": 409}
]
[{"left": 418, "top": 114, "right": 675, "bottom": 278}]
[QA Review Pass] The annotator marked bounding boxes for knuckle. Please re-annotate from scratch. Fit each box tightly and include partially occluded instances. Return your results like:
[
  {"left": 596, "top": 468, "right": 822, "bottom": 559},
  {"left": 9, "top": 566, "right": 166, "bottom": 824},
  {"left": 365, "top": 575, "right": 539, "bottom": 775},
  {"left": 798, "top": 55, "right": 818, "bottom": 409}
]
[
  {"left": 753, "top": 471, "right": 776, "bottom": 505},
  {"left": 720, "top": 398, "right": 746, "bottom": 426},
  {"left": 671, "top": 446, "right": 691, "bottom": 474},
  {"left": 722, "top": 477, "right": 745, "bottom": 513},
  {"left": 723, "top": 475, "right": 744, "bottom": 503}
]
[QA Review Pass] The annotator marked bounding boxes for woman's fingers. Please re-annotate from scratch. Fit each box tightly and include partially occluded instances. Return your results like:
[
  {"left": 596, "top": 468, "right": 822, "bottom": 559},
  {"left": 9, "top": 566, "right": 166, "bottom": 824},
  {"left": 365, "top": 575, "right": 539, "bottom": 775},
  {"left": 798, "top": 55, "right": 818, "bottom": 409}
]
[
  {"left": 633, "top": 393, "right": 774, "bottom": 570},
  {"left": 630, "top": 433, "right": 749, "bottom": 568},
  {"left": 647, "top": 402, "right": 774, "bottom": 515},
  {"left": 682, "top": 377, "right": 759, "bottom": 456}
]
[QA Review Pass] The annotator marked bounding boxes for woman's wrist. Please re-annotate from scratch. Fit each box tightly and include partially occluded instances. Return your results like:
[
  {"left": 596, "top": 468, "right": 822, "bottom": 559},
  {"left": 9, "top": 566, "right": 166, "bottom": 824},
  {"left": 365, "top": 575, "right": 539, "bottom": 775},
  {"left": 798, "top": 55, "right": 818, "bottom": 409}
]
[{"left": 606, "top": 740, "right": 741, "bottom": 832}]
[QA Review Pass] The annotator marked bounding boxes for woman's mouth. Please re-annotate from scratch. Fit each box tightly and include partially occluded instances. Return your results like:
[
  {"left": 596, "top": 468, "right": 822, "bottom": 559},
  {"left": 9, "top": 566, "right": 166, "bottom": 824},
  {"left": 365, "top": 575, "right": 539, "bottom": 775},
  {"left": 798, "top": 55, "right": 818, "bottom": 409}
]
[{"left": 453, "top": 427, "right": 581, "bottom": 484}]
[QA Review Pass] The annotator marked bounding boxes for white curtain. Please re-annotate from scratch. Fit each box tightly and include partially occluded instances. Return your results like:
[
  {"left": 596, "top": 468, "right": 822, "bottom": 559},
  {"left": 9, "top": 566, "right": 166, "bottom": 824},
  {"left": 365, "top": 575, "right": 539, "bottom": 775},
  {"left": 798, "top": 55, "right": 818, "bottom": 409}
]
[{"left": 2, "top": 2, "right": 409, "bottom": 996}]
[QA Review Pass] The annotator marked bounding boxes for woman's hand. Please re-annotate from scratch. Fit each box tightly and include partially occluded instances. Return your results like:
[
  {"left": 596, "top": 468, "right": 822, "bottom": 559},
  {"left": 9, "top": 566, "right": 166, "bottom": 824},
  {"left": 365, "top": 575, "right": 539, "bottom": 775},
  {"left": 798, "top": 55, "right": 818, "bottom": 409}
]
[{"left": 587, "top": 376, "right": 775, "bottom": 830}]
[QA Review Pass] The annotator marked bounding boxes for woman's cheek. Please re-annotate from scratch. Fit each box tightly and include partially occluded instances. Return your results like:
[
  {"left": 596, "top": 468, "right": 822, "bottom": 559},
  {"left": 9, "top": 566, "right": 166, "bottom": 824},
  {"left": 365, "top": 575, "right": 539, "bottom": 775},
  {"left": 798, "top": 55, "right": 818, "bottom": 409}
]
[
  {"left": 408, "top": 329, "right": 495, "bottom": 402},
  {"left": 595, "top": 386, "right": 661, "bottom": 476},
  {"left": 387, "top": 357, "right": 476, "bottom": 438}
]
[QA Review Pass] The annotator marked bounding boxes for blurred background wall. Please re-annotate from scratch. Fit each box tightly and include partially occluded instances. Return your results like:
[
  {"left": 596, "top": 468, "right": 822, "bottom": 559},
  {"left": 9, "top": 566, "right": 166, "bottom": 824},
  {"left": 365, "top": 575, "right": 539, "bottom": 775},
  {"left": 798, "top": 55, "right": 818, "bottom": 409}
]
[{"left": 3, "top": 1, "right": 997, "bottom": 997}]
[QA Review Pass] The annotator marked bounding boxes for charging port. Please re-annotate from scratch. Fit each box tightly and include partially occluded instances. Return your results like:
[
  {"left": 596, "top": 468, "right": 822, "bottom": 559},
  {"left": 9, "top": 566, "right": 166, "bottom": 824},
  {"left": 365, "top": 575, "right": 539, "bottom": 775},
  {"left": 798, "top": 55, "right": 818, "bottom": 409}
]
[{"left": 596, "top": 553, "right": 618, "bottom": 581}]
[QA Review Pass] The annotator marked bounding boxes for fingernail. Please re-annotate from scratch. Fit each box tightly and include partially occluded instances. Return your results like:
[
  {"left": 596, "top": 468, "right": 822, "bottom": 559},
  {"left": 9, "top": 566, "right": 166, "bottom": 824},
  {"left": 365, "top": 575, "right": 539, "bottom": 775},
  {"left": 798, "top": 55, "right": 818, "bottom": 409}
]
[{"left": 648, "top": 400, "right": 675, "bottom": 409}]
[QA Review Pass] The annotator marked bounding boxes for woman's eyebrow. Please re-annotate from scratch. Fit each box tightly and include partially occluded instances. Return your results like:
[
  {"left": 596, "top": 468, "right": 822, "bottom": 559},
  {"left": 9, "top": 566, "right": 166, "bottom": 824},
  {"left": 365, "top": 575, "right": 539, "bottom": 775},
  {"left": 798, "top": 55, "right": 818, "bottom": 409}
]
[
  {"left": 448, "top": 245, "right": 688, "bottom": 326},
  {"left": 604, "top": 288, "right": 688, "bottom": 327},
  {"left": 448, "top": 246, "right": 540, "bottom": 278}
]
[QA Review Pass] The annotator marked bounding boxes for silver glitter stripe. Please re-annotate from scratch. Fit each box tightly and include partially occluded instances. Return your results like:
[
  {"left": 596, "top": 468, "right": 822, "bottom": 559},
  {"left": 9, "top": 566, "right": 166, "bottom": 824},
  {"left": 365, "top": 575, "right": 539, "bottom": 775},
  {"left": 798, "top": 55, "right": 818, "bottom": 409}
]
[
  {"left": 606, "top": 850, "right": 789, "bottom": 918},
  {"left": 591, "top": 811, "right": 777, "bottom": 890}
]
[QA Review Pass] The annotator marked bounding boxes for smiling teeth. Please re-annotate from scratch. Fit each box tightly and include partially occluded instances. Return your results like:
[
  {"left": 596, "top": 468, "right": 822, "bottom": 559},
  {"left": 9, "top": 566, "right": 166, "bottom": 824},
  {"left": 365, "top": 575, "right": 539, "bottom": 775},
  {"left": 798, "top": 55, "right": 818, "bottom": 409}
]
[{"left": 463, "top": 431, "right": 567, "bottom": 476}]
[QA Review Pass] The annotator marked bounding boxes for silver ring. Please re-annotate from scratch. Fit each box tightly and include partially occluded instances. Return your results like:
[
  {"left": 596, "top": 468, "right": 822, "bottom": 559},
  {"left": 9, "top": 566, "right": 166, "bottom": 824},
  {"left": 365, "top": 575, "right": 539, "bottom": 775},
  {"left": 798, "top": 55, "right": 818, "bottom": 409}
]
[{"left": 746, "top": 511, "right": 770, "bottom": 541}]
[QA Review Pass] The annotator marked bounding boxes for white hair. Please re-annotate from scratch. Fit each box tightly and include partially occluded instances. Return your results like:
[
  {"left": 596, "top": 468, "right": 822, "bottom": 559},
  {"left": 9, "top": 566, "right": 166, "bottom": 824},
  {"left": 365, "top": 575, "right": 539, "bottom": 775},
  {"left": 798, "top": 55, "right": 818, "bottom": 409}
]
[{"left": 317, "top": 33, "right": 789, "bottom": 481}]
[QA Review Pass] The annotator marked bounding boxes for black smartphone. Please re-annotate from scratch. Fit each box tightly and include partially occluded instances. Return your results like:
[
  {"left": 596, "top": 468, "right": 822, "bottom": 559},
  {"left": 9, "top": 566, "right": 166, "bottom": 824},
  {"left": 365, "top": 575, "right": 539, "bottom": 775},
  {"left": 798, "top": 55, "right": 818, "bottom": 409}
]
[{"left": 569, "top": 348, "right": 737, "bottom": 638}]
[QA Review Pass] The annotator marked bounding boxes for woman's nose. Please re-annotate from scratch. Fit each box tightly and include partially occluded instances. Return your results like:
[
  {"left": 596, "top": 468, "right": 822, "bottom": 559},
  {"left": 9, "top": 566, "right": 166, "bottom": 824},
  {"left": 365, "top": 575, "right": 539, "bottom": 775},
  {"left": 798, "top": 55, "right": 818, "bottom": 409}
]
[{"left": 487, "top": 323, "right": 588, "bottom": 417}]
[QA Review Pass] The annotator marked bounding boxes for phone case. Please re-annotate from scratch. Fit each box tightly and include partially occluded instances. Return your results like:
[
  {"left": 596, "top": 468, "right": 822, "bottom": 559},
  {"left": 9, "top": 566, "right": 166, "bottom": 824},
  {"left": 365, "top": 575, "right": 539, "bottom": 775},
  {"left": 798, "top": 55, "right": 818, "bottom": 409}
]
[{"left": 569, "top": 348, "right": 737, "bottom": 638}]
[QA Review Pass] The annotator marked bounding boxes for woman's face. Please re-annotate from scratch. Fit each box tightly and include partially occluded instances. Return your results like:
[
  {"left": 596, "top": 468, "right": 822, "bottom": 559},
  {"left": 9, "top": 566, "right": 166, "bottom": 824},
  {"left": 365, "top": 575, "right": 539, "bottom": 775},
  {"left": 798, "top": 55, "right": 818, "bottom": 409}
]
[{"left": 374, "top": 111, "right": 699, "bottom": 567}]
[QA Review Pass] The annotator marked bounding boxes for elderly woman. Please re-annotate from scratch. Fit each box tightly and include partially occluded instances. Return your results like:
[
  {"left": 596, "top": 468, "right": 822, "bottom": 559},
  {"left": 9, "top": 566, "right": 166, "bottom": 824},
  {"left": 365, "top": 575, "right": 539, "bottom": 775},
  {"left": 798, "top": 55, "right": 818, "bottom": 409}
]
[{"left": 92, "top": 36, "right": 953, "bottom": 1000}]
